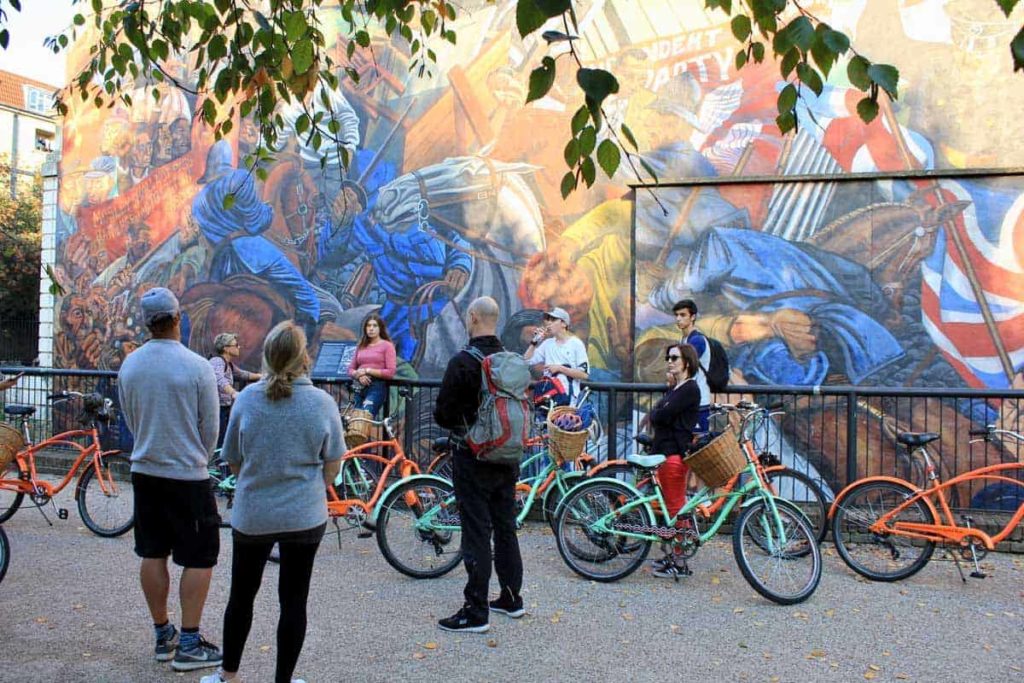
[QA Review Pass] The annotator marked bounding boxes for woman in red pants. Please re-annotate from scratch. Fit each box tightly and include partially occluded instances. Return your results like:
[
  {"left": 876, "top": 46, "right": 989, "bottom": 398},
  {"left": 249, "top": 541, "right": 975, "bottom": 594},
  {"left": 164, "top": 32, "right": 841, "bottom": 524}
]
[{"left": 648, "top": 343, "right": 701, "bottom": 577}]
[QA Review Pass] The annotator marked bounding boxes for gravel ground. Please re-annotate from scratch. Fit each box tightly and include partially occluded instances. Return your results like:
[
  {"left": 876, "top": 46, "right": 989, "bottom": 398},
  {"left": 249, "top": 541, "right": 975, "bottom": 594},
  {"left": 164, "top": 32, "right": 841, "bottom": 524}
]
[{"left": 1, "top": 509, "right": 1022, "bottom": 683}]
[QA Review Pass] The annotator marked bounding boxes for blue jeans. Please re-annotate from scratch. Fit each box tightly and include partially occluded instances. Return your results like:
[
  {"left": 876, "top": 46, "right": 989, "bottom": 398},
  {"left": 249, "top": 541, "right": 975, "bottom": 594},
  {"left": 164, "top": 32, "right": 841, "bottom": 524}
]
[{"left": 353, "top": 379, "right": 387, "bottom": 417}]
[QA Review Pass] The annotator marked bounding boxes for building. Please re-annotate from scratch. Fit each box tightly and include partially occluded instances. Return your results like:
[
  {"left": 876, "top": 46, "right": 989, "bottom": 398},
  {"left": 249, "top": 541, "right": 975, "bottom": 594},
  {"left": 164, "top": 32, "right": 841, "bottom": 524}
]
[{"left": 0, "top": 68, "right": 59, "bottom": 194}]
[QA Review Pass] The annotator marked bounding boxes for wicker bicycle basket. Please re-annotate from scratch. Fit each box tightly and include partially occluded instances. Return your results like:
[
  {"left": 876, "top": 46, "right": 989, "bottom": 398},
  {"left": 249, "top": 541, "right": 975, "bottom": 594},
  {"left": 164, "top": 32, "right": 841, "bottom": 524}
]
[
  {"left": 546, "top": 406, "right": 588, "bottom": 465},
  {"left": 342, "top": 408, "right": 374, "bottom": 448},
  {"left": 0, "top": 423, "right": 24, "bottom": 469},
  {"left": 683, "top": 429, "right": 746, "bottom": 489}
]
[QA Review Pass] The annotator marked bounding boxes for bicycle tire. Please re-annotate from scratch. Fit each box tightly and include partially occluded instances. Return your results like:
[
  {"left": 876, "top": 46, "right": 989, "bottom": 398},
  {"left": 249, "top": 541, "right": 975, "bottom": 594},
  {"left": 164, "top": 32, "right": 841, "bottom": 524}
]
[
  {"left": 0, "top": 460, "right": 25, "bottom": 523},
  {"left": 554, "top": 479, "right": 652, "bottom": 582},
  {"left": 426, "top": 451, "right": 453, "bottom": 481},
  {"left": 543, "top": 472, "right": 583, "bottom": 530},
  {"left": 758, "top": 468, "right": 830, "bottom": 544},
  {"left": 733, "top": 498, "right": 822, "bottom": 605},
  {"left": 375, "top": 478, "right": 463, "bottom": 579},
  {"left": 335, "top": 457, "right": 381, "bottom": 503},
  {"left": 831, "top": 480, "right": 936, "bottom": 582},
  {"left": 77, "top": 453, "right": 134, "bottom": 537},
  {"left": 0, "top": 525, "right": 9, "bottom": 585}
]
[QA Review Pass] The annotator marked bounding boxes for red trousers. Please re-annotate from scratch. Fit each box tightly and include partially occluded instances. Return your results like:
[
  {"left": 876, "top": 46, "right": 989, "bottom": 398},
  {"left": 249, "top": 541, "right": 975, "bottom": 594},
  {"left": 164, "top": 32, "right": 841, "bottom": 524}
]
[{"left": 658, "top": 454, "right": 689, "bottom": 520}]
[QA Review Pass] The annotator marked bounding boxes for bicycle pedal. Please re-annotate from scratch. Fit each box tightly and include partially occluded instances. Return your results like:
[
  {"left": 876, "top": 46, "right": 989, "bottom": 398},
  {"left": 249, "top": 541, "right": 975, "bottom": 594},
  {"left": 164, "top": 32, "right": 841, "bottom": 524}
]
[
  {"left": 970, "top": 571, "right": 987, "bottom": 579},
  {"left": 357, "top": 530, "right": 374, "bottom": 539},
  {"left": 57, "top": 508, "right": 69, "bottom": 520}
]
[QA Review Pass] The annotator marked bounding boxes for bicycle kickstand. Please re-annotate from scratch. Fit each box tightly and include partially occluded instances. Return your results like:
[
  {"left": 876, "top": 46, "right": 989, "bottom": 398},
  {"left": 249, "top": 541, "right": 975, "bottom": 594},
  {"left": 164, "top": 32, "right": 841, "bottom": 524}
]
[
  {"left": 961, "top": 516, "right": 987, "bottom": 579},
  {"left": 332, "top": 517, "right": 344, "bottom": 550},
  {"left": 949, "top": 549, "right": 968, "bottom": 584}
]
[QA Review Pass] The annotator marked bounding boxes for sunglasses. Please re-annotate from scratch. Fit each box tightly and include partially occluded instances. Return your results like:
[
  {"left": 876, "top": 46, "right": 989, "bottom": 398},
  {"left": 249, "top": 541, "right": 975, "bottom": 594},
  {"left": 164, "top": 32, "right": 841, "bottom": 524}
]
[{"left": 665, "top": 354, "right": 682, "bottom": 362}]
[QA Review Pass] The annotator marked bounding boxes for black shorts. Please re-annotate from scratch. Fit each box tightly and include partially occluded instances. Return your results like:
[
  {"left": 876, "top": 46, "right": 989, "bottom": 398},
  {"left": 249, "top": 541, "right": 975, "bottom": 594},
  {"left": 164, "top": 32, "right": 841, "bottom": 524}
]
[{"left": 132, "top": 473, "right": 221, "bottom": 568}]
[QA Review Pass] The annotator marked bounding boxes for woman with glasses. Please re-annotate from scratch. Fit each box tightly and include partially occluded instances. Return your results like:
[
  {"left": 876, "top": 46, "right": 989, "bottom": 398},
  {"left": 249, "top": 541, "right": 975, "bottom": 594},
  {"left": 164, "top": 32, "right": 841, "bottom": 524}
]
[
  {"left": 210, "top": 333, "right": 261, "bottom": 447},
  {"left": 648, "top": 343, "right": 701, "bottom": 578}
]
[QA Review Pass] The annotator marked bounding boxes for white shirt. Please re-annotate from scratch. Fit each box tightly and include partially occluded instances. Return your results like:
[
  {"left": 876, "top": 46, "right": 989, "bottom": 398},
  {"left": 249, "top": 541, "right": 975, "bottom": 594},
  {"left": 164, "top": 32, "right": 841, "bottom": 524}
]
[{"left": 531, "top": 335, "right": 589, "bottom": 401}]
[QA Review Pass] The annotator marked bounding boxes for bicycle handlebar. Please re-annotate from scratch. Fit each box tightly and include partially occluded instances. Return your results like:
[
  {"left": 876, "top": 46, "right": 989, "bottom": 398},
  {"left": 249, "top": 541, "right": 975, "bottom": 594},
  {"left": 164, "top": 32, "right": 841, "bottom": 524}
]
[{"left": 969, "top": 428, "right": 991, "bottom": 437}]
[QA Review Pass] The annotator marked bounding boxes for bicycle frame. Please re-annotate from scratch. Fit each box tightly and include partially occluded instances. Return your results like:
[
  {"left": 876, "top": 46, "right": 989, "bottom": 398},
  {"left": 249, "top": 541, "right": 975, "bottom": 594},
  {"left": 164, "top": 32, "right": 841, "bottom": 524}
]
[
  {"left": 326, "top": 438, "right": 421, "bottom": 518},
  {"left": 2, "top": 425, "right": 120, "bottom": 500},
  {"left": 834, "top": 462, "right": 1024, "bottom": 551}
]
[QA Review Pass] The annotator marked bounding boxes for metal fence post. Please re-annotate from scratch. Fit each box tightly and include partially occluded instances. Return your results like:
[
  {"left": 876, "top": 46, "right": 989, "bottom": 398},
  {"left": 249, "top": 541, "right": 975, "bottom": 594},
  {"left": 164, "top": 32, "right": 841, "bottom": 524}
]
[
  {"left": 607, "top": 386, "right": 618, "bottom": 461},
  {"left": 846, "top": 389, "right": 859, "bottom": 486}
]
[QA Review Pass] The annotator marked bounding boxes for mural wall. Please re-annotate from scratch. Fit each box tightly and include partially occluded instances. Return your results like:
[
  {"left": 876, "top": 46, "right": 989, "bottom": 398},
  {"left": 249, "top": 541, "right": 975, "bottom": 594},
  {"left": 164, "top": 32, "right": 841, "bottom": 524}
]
[{"left": 52, "top": 0, "right": 1024, "bottom": 400}]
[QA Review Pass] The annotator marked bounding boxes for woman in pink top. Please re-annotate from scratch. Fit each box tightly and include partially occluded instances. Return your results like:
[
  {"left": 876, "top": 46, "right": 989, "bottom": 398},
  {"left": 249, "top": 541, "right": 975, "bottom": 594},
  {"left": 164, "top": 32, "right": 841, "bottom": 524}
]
[{"left": 348, "top": 314, "right": 397, "bottom": 417}]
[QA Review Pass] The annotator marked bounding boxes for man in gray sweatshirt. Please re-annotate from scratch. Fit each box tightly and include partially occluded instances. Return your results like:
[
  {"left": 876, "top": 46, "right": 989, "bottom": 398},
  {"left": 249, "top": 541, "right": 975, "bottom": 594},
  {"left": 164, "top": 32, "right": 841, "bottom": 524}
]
[{"left": 118, "top": 287, "right": 223, "bottom": 672}]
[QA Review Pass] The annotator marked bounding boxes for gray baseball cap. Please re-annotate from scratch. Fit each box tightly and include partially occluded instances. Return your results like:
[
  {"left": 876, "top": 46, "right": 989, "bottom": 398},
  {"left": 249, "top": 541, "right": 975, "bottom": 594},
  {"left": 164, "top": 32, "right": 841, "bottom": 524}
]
[
  {"left": 545, "top": 307, "right": 571, "bottom": 326},
  {"left": 140, "top": 287, "right": 180, "bottom": 325}
]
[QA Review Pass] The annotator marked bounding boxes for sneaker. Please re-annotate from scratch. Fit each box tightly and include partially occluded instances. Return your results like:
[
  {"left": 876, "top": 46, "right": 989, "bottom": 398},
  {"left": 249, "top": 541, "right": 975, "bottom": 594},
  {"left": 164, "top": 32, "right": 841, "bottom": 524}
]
[
  {"left": 154, "top": 624, "right": 179, "bottom": 662},
  {"left": 171, "top": 636, "right": 223, "bottom": 672},
  {"left": 652, "top": 561, "right": 692, "bottom": 579},
  {"left": 489, "top": 589, "right": 525, "bottom": 618},
  {"left": 438, "top": 606, "right": 490, "bottom": 633},
  {"left": 199, "top": 674, "right": 227, "bottom": 683}
]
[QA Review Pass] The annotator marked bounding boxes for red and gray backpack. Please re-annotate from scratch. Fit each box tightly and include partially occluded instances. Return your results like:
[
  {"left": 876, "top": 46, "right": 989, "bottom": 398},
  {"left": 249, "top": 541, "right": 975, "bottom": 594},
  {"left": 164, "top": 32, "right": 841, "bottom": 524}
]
[{"left": 463, "top": 346, "right": 531, "bottom": 465}]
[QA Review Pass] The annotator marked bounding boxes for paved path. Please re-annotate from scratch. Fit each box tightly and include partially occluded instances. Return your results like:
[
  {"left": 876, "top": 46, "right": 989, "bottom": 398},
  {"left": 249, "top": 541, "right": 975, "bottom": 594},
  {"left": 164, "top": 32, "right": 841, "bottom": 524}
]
[{"left": 1, "top": 510, "right": 1022, "bottom": 682}]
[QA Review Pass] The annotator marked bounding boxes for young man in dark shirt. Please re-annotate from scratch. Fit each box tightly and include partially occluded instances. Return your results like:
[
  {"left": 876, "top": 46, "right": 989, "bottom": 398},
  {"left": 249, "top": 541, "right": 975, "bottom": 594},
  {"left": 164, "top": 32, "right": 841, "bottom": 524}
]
[{"left": 433, "top": 296, "right": 525, "bottom": 633}]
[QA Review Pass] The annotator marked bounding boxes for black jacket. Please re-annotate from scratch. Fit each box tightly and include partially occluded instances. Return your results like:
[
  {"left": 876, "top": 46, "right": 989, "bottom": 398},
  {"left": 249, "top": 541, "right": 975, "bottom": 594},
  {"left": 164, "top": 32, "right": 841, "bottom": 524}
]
[
  {"left": 433, "top": 335, "right": 504, "bottom": 436},
  {"left": 649, "top": 379, "right": 700, "bottom": 456}
]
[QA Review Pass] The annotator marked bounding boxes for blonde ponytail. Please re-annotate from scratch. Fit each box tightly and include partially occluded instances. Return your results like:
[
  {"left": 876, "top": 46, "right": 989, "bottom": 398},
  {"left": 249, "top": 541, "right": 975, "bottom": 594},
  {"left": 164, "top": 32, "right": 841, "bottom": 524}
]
[{"left": 262, "top": 321, "right": 310, "bottom": 400}]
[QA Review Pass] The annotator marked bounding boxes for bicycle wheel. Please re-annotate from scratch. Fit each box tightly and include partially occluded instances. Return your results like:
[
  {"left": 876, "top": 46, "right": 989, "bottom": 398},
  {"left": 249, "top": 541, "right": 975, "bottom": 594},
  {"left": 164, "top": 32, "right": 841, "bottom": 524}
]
[
  {"left": 543, "top": 472, "right": 583, "bottom": 531},
  {"left": 733, "top": 498, "right": 821, "bottom": 605},
  {"left": 375, "top": 478, "right": 462, "bottom": 579},
  {"left": 0, "top": 525, "right": 9, "bottom": 585},
  {"left": 831, "top": 480, "right": 936, "bottom": 582},
  {"left": 592, "top": 463, "right": 654, "bottom": 495},
  {"left": 335, "top": 457, "right": 381, "bottom": 503},
  {"left": 554, "top": 479, "right": 652, "bottom": 582},
  {"left": 760, "top": 468, "right": 830, "bottom": 544},
  {"left": 0, "top": 459, "right": 25, "bottom": 523},
  {"left": 426, "top": 452, "right": 453, "bottom": 481},
  {"left": 77, "top": 453, "right": 134, "bottom": 537}
]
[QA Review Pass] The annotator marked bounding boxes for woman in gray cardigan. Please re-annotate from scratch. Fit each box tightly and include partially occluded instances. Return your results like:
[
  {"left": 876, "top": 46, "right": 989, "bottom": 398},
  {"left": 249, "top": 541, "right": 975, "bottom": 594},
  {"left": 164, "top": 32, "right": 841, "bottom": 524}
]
[{"left": 203, "top": 321, "right": 344, "bottom": 683}]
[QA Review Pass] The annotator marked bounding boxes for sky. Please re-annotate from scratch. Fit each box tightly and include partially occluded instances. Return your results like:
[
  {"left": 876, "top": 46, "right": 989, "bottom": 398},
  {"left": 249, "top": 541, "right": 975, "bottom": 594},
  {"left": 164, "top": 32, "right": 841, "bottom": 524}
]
[{"left": 0, "top": 1, "right": 77, "bottom": 87}]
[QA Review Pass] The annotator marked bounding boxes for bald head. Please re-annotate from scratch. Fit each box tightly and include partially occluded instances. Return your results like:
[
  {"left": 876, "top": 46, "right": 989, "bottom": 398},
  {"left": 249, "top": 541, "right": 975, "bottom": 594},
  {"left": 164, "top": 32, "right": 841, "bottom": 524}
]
[{"left": 467, "top": 296, "right": 499, "bottom": 337}]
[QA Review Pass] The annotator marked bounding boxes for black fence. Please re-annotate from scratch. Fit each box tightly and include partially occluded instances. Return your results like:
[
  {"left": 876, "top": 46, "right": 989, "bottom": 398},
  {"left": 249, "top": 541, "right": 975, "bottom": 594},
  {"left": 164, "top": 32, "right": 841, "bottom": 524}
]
[
  {"left": 0, "top": 318, "right": 38, "bottom": 364},
  {"left": 2, "top": 365, "right": 1022, "bottom": 510}
]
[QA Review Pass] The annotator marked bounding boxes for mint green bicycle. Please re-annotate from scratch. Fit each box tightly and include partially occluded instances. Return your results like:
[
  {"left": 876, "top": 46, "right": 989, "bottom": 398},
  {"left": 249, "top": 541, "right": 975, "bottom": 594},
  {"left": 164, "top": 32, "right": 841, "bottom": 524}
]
[{"left": 552, "top": 402, "right": 822, "bottom": 605}]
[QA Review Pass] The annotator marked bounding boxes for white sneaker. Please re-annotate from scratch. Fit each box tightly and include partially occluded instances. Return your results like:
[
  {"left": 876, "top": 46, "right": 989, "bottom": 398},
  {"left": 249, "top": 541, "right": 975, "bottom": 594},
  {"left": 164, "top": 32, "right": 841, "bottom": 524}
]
[{"left": 199, "top": 674, "right": 226, "bottom": 683}]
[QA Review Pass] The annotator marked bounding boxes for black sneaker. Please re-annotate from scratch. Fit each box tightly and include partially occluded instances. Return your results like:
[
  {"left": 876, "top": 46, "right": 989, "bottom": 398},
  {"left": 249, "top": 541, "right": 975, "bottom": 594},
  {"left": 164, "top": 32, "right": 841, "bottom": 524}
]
[
  {"left": 438, "top": 606, "right": 490, "bottom": 633},
  {"left": 489, "top": 589, "right": 525, "bottom": 618},
  {"left": 171, "top": 635, "right": 223, "bottom": 672}
]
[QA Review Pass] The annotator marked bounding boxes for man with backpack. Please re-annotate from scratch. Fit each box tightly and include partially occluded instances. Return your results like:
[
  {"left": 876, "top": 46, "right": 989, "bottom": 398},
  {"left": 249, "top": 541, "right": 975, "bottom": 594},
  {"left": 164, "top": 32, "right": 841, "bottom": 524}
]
[
  {"left": 673, "top": 299, "right": 729, "bottom": 432},
  {"left": 433, "top": 296, "right": 526, "bottom": 633}
]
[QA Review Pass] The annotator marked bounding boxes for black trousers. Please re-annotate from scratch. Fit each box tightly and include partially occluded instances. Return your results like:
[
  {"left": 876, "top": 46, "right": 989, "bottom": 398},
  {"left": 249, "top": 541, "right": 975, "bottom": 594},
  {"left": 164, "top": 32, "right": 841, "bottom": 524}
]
[
  {"left": 221, "top": 527, "right": 323, "bottom": 682},
  {"left": 452, "top": 451, "right": 523, "bottom": 621}
]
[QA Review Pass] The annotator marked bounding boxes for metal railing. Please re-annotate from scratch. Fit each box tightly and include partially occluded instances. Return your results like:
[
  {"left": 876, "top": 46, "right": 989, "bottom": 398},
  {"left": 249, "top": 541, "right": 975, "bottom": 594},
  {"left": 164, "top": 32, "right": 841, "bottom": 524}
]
[
  {"left": 0, "top": 318, "right": 39, "bottom": 364},
  {"left": 3, "top": 365, "right": 1022, "bottom": 507}
]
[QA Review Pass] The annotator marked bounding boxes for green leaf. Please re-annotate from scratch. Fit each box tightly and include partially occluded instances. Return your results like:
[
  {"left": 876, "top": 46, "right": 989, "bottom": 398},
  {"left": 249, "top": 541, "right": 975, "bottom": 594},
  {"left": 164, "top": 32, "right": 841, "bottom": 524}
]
[
  {"left": 526, "top": 56, "right": 556, "bottom": 104},
  {"left": 295, "top": 113, "right": 310, "bottom": 135},
  {"left": 735, "top": 50, "right": 747, "bottom": 71},
  {"left": 536, "top": 0, "right": 572, "bottom": 16},
  {"left": 292, "top": 39, "right": 314, "bottom": 74},
  {"left": 776, "top": 110, "right": 797, "bottom": 134},
  {"left": 578, "top": 125, "right": 597, "bottom": 156},
  {"left": 283, "top": 10, "right": 308, "bottom": 41},
  {"left": 797, "top": 62, "right": 823, "bottom": 97},
  {"left": 620, "top": 123, "right": 638, "bottom": 151},
  {"left": 596, "top": 139, "right": 621, "bottom": 178},
  {"left": 223, "top": 193, "right": 236, "bottom": 210},
  {"left": 571, "top": 106, "right": 589, "bottom": 136},
  {"left": 560, "top": 170, "right": 576, "bottom": 199},
  {"left": 856, "top": 96, "right": 879, "bottom": 123},
  {"left": 576, "top": 68, "right": 618, "bottom": 107},
  {"left": 751, "top": 42, "right": 765, "bottom": 63},
  {"left": 0, "top": 30, "right": 7, "bottom": 50},
  {"left": 822, "top": 28, "right": 850, "bottom": 54},
  {"left": 580, "top": 156, "right": 596, "bottom": 187},
  {"left": 639, "top": 157, "right": 659, "bottom": 182},
  {"left": 731, "top": 15, "right": 751, "bottom": 42},
  {"left": 73, "top": 13, "right": 85, "bottom": 26},
  {"left": 847, "top": 55, "right": 871, "bottom": 90},
  {"left": 208, "top": 34, "right": 227, "bottom": 61},
  {"left": 776, "top": 83, "right": 797, "bottom": 114},
  {"left": 787, "top": 17, "right": 815, "bottom": 51},
  {"left": 516, "top": 0, "right": 547, "bottom": 38},
  {"left": 995, "top": 0, "right": 1019, "bottom": 17},
  {"left": 781, "top": 48, "right": 799, "bottom": 78},
  {"left": 867, "top": 64, "right": 899, "bottom": 99},
  {"left": 564, "top": 138, "right": 581, "bottom": 167}
]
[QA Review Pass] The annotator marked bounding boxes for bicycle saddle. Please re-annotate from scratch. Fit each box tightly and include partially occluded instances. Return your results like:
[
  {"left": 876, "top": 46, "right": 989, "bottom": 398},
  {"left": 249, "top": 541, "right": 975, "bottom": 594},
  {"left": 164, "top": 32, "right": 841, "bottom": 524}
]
[
  {"left": 897, "top": 432, "right": 940, "bottom": 448},
  {"left": 432, "top": 437, "right": 450, "bottom": 453},
  {"left": 3, "top": 405, "right": 34, "bottom": 417},
  {"left": 626, "top": 453, "right": 665, "bottom": 469},
  {"left": 634, "top": 434, "right": 653, "bottom": 451}
]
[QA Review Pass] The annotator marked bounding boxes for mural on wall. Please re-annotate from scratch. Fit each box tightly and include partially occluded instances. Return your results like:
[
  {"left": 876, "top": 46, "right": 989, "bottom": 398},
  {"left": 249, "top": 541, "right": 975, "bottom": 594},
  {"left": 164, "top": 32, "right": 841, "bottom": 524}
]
[{"left": 51, "top": 0, "right": 1024, "bottom": 491}]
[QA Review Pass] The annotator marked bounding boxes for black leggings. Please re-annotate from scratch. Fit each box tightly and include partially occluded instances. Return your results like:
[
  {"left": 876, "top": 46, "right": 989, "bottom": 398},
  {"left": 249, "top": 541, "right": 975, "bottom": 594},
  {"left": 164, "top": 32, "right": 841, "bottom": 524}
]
[{"left": 222, "top": 536, "right": 321, "bottom": 682}]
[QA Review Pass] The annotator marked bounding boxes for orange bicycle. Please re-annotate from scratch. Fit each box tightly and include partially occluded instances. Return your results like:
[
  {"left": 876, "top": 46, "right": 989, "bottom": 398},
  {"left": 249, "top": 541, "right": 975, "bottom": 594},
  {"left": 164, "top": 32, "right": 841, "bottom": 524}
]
[
  {"left": 0, "top": 391, "right": 134, "bottom": 537},
  {"left": 327, "top": 409, "right": 422, "bottom": 539},
  {"left": 829, "top": 424, "right": 1024, "bottom": 582}
]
